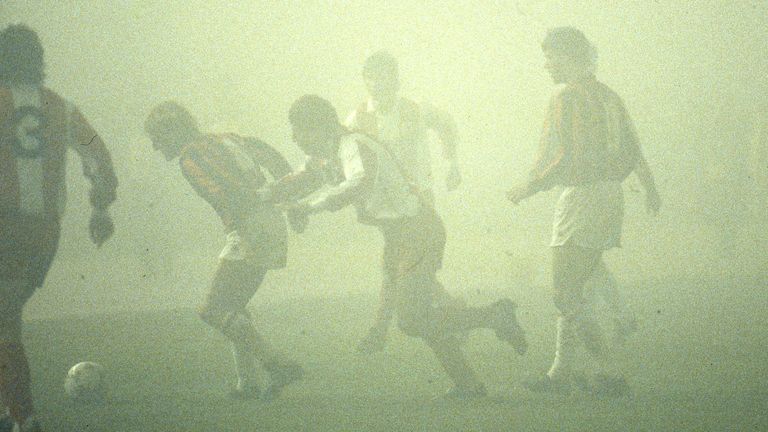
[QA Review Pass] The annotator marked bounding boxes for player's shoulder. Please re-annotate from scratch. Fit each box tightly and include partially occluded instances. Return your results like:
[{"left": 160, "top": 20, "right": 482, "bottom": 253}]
[
  {"left": 179, "top": 136, "right": 213, "bottom": 160},
  {"left": 39, "top": 86, "right": 75, "bottom": 113},
  {"left": 210, "top": 132, "right": 249, "bottom": 145},
  {"left": 552, "top": 84, "right": 584, "bottom": 107}
]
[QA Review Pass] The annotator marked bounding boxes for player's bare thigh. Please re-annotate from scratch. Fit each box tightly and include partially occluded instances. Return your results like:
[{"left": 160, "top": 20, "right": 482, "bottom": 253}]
[{"left": 201, "top": 259, "right": 268, "bottom": 315}]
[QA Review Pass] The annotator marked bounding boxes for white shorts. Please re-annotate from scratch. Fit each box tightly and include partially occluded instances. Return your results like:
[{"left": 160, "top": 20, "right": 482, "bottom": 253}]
[
  {"left": 219, "top": 208, "right": 287, "bottom": 268},
  {"left": 550, "top": 181, "right": 624, "bottom": 250}
]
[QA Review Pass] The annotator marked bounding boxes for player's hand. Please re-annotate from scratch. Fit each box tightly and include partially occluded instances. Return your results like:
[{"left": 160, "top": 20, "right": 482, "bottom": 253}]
[
  {"left": 506, "top": 183, "right": 532, "bottom": 204},
  {"left": 89, "top": 209, "right": 114, "bottom": 248},
  {"left": 445, "top": 161, "right": 462, "bottom": 191},
  {"left": 645, "top": 188, "right": 661, "bottom": 216}
]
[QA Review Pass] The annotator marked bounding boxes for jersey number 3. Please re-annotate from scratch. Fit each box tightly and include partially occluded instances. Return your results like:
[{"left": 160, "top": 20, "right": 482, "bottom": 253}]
[{"left": 10, "top": 106, "right": 47, "bottom": 159}]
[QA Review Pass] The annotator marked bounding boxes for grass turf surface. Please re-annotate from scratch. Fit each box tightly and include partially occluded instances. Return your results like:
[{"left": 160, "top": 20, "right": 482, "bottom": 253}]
[{"left": 22, "top": 275, "right": 768, "bottom": 431}]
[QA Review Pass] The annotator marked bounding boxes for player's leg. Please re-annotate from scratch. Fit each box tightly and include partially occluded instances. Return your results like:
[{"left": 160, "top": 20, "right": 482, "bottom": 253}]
[
  {"left": 394, "top": 269, "right": 487, "bottom": 398},
  {"left": 0, "top": 222, "right": 55, "bottom": 432},
  {"left": 0, "top": 280, "right": 37, "bottom": 432},
  {"left": 199, "top": 260, "right": 302, "bottom": 400},
  {"left": 591, "top": 260, "right": 637, "bottom": 345},
  {"left": 525, "top": 245, "right": 602, "bottom": 394},
  {"left": 356, "top": 272, "right": 396, "bottom": 354}
]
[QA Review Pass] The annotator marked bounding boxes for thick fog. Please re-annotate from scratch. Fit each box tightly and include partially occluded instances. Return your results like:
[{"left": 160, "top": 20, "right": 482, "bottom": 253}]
[{"left": 2, "top": 1, "right": 765, "bottom": 318}]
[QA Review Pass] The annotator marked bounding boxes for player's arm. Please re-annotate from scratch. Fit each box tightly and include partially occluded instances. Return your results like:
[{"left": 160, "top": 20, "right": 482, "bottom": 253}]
[
  {"left": 243, "top": 137, "right": 292, "bottom": 180},
  {"left": 304, "top": 139, "right": 374, "bottom": 213},
  {"left": 241, "top": 137, "right": 312, "bottom": 232},
  {"left": 619, "top": 102, "right": 661, "bottom": 215},
  {"left": 507, "top": 94, "right": 572, "bottom": 204},
  {"left": 266, "top": 160, "right": 327, "bottom": 204},
  {"left": 421, "top": 102, "right": 461, "bottom": 190},
  {"left": 633, "top": 153, "right": 661, "bottom": 215},
  {"left": 66, "top": 107, "right": 118, "bottom": 246}
]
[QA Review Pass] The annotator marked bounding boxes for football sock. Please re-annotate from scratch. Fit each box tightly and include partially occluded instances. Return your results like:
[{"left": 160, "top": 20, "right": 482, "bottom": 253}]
[
  {"left": 231, "top": 342, "right": 258, "bottom": 390},
  {"left": 0, "top": 343, "right": 33, "bottom": 426},
  {"left": 547, "top": 316, "right": 577, "bottom": 380}
]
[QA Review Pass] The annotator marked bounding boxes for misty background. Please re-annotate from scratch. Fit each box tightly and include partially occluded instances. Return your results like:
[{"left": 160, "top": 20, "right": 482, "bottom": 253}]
[{"left": 1, "top": 0, "right": 765, "bottom": 319}]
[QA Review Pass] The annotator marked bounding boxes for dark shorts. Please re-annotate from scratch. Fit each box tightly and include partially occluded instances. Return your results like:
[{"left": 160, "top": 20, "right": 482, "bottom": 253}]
[
  {"left": 0, "top": 212, "right": 60, "bottom": 287},
  {"left": 378, "top": 208, "right": 446, "bottom": 280}
]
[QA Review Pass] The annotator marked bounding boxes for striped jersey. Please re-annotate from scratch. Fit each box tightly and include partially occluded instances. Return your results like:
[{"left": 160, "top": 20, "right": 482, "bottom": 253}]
[
  {"left": 0, "top": 85, "right": 117, "bottom": 219},
  {"left": 529, "top": 75, "right": 641, "bottom": 193},
  {"left": 178, "top": 133, "right": 291, "bottom": 230}
]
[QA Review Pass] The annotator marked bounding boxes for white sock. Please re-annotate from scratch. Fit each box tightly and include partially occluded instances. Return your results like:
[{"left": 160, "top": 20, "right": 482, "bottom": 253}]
[
  {"left": 547, "top": 316, "right": 577, "bottom": 380},
  {"left": 231, "top": 342, "right": 259, "bottom": 390}
]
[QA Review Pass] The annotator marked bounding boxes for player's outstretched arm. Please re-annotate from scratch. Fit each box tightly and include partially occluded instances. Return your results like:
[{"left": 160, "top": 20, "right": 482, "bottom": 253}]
[{"left": 244, "top": 138, "right": 293, "bottom": 181}]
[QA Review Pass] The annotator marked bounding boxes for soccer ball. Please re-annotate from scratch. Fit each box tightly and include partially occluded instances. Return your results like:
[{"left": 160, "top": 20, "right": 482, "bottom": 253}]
[{"left": 64, "top": 361, "right": 106, "bottom": 402}]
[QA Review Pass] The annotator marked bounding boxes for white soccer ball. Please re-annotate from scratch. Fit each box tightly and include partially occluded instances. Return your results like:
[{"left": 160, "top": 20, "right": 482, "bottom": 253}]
[{"left": 64, "top": 361, "right": 106, "bottom": 402}]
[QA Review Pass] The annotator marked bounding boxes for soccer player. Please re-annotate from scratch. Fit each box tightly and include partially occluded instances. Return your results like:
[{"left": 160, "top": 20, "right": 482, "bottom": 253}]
[
  {"left": 345, "top": 51, "right": 463, "bottom": 354},
  {"left": 507, "top": 27, "right": 661, "bottom": 396},
  {"left": 144, "top": 101, "right": 303, "bottom": 401},
  {"left": 268, "top": 94, "right": 527, "bottom": 399},
  {"left": 0, "top": 25, "right": 118, "bottom": 432}
]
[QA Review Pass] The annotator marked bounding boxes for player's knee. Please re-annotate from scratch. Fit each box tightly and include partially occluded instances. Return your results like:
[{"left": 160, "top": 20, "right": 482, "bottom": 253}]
[
  {"left": 198, "top": 304, "right": 228, "bottom": 329},
  {"left": 199, "top": 306, "right": 252, "bottom": 343}
]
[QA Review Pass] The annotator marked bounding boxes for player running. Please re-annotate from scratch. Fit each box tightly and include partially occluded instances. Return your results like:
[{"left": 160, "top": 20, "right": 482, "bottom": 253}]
[
  {"left": 345, "top": 51, "right": 464, "bottom": 354},
  {"left": 266, "top": 94, "right": 527, "bottom": 399}
]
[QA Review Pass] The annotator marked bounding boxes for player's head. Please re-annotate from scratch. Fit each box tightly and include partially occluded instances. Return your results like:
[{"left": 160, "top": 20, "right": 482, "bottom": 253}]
[
  {"left": 144, "top": 101, "right": 200, "bottom": 161},
  {"left": 0, "top": 24, "right": 45, "bottom": 86},
  {"left": 362, "top": 50, "right": 400, "bottom": 103},
  {"left": 541, "top": 27, "right": 596, "bottom": 84},
  {"left": 289, "top": 94, "right": 341, "bottom": 157}
]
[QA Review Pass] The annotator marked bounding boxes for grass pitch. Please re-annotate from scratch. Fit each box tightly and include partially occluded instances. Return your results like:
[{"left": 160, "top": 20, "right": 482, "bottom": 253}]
[{"left": 23, "top": 275, "right": 768, "bottom": 431}]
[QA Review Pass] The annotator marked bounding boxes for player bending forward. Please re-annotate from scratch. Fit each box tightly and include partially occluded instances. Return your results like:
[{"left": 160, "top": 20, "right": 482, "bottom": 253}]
[{"left": 144, "top": 102, "right": 303, "bottom": 401}]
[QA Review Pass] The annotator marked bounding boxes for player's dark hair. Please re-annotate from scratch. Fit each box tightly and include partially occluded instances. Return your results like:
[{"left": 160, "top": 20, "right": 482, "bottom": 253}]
[
  {"left": 363, "top": 50, "right": 399, "bottom": 80},
  {"left": 542, "top": 27, "right": 597, "bottom": 69},
  {"left": 0, "top": 24, "right": 45, "bottom": 85},
  {"left": 144, "top": 101, "right": 200, "bottom": 148},
  {"left": 288, "top": 94, "right": 340, "bottom": 132}
]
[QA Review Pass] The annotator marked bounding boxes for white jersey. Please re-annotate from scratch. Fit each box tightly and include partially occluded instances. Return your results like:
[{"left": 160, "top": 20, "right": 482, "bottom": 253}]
[
  {"left": 307, "top": 132, "right": 420, "bottom": 219},
  {"left": 346, "top": 98, "right": 435, "bottom": 193}
]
